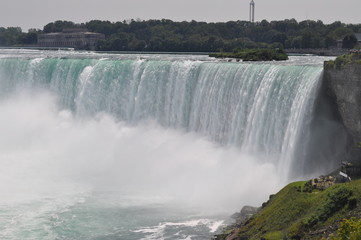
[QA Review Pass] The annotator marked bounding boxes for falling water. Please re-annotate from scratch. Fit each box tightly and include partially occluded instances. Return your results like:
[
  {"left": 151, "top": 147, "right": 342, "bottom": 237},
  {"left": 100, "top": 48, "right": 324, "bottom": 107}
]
[{"left": 0, "top": 49, "right": 334, "bottom": 239}]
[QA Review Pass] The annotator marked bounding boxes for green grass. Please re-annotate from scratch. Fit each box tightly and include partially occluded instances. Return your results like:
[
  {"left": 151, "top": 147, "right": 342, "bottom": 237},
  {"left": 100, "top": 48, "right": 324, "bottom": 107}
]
[
  {"left": 263, "top": 231, "right": 284, "bottom": 240},
  {"left": 221, "top": 179, "right": 361, "bottom": 240},
  {"left": 325, "top": 53, "right": 361, "bottom": 69}
]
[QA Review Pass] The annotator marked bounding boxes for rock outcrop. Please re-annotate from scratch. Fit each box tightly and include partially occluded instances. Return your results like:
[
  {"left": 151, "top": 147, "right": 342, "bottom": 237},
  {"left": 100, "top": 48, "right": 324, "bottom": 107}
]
[
  {"left": 323, "top": 59, "right": 361, "bottom": 162},
  {"left": 230, "top": 205, "right": 259, "bottom": 223}
]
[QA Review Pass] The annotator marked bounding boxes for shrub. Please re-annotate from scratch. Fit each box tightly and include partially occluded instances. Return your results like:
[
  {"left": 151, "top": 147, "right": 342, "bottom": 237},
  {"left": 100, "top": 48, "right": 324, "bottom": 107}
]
[
  {"left": 306, "top": 186, "right": 353, "bottom": 228},
  {"left": 332, "top": 217, "right": 361, "bottom": 240},
  {"left": 348, "top": 196, "right": 357, "bottom": 210},
  {"left": 303, "top": 181, "right": 313, "bottom": 193}
]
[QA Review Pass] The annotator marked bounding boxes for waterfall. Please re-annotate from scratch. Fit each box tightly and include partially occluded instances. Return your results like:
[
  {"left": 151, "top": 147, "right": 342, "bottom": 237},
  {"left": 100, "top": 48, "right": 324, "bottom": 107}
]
[
  {"left": 0, "top": 53, "right": 323, "bottom": 177},
  {"left": 1, "top": 50, "right": 341, "bottom": 240}
]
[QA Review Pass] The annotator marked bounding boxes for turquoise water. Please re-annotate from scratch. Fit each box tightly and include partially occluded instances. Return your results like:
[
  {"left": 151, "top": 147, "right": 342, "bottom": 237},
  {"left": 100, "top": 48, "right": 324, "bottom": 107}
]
[{"left": 0, "top": 50, "right": 333, "bottom": 239}]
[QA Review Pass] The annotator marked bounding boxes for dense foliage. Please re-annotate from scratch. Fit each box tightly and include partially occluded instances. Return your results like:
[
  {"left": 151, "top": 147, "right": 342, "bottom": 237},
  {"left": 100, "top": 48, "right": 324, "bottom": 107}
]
[
  {"left": 0, "top": 27, "right": 40, "bottom": 46},
  {"left": 209, "top": 48, "right": 288, "bottom": 61},
  {"left": 0, "top": 19, "right": 361, "bottom": 52}
]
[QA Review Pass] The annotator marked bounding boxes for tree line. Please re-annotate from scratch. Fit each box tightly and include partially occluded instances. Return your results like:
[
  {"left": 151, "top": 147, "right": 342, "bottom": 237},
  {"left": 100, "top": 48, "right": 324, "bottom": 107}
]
[{"left": 1, "top": 19, "right": 360, "bottom": 51}]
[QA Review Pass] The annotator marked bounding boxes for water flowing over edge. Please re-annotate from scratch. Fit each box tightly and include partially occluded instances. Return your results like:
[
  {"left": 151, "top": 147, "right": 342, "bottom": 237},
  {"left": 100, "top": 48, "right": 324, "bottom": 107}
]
[
  {"left": 0, "top": 54, "right": 323, "bottom": 177},
  {"left": 0, "top": 51, "right": 331, "bottom": 239}
]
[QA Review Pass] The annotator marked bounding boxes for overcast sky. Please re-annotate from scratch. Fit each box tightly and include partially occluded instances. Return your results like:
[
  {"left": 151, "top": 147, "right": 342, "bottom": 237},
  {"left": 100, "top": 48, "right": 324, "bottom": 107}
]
[{"left": 1, "top": 0, "right": 360, "bottom": 31}]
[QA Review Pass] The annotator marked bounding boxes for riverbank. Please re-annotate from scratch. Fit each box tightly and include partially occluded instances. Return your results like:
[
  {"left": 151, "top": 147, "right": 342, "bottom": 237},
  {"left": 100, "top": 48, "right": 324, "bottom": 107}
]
[{"left": 215, "top": 178, "right": 361, "bottom": 240}]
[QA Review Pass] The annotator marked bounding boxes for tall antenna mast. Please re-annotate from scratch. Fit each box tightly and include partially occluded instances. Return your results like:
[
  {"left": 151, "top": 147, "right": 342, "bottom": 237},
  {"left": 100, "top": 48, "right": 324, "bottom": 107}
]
[{"left": 249, "top": 0, "right": 255, "bottom": 23}]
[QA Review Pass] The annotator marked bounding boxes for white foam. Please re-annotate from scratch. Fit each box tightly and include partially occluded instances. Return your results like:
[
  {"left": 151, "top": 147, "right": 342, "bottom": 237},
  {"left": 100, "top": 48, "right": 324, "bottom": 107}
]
[
  {"left": 0, "top": 90, "right": 283, "bottom": 238},
  {"left": 133, "top": 218, "right": 223, "bottom": 240}
]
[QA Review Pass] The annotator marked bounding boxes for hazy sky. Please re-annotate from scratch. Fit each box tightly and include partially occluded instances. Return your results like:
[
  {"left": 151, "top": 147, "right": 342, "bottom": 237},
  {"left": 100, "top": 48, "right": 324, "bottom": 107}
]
[{"left": 1, "top": 0, "right": 360, "bottom": 31}]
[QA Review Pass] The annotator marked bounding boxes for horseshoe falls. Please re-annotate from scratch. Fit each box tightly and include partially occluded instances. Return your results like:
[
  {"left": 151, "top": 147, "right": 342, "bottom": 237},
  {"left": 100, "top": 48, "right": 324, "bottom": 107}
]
[{"left": 0, "top": 50, "right": 343, "bottom": 240}]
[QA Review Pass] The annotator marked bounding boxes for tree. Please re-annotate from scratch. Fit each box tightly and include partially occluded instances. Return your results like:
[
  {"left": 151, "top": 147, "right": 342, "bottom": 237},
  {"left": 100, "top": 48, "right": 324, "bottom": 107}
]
[
  {"left": 271, "top": 32, "right": 288, "bottom": 46},
  {"left": 18, "top": 32, "right": 38, "bottom": 45},
  {"left": 342, "top": 34, "right": 358, "bottom": 49},
  {"left": 332, "top": 27, "right": 353, "bottom": 39},
  {"left": 43, "top": 20, "right": 77, "bottom": 33},
  {"left": 0, "top": 27, "right": 22, "bottom": 46},
  {"left": 325, "top": 35, "right": 337, "bottom": 48},
  {"left": 291, "top": 36, "right": 302, "bottom": 48},
  {"left": 86, "top": 20, "right": 115, "bottom": 36},
  {"left": 301, "top": 31, "right": 314, "bottom": 48}
]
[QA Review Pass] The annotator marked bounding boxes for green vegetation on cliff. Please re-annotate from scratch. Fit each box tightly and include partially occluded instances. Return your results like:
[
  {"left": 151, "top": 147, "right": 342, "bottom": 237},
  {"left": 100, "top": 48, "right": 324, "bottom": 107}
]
[
  {"left": 333, "top": 217, "right": 361, "bottom": 239},
  {"left": 325, "top": 53, "right": 361, "bottom": 69},
  {"left": 209, "top": 48, "right": 288, "bottom": 61},
  {"left": 217, "top": 180, "right": 361, "bottom": 240}
]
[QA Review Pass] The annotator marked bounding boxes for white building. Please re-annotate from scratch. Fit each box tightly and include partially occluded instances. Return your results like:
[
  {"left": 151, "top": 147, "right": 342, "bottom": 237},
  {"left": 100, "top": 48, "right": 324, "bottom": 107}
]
[{"left": 38, "top": 29, "right": 105, "bottom": 50}]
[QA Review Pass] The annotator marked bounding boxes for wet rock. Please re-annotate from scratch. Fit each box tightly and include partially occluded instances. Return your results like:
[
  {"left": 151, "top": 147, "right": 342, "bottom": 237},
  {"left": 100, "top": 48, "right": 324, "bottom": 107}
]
[{"left": 231, "top": 205, "right": 259, "bottom": 223}]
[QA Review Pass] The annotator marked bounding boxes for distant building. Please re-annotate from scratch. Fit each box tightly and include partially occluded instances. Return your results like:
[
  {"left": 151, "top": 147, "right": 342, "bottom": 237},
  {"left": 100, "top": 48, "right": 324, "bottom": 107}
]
[
  {"left": 37, "top": 29, "right": 105, "bottom": 50},
  {"left": 249, "top": 0, "right": 255, "bottom": 23}
]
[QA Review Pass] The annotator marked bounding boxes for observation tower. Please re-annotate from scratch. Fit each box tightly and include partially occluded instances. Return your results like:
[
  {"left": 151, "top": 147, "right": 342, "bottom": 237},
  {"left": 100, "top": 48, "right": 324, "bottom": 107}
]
[{"left": 249, "top": 0, "right": 255, "bottom": 23}]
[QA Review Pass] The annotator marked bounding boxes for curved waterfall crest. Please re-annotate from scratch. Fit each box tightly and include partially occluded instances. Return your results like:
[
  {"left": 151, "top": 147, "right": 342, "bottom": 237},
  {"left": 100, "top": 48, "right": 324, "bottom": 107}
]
[{"left": 0, "top": 56, "right": 323, "bottom": 175}]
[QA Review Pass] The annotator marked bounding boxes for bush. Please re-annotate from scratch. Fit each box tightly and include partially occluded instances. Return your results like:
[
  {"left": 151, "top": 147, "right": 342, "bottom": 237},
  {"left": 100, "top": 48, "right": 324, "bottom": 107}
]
[
  {"left": 287, "top": 221, "right": 305, "bottom": 240},
  {"left": 306, "top": 186, "right": 353, "bottom": 227},
  {"left": 348, "top": 196, "right": 357, "bottom": 210},
  {"left": 303, "top": 181, "right": 313, "bottom": 193},
  {"left": 332, "top": 218, "right": 361, "bottom": 240}
]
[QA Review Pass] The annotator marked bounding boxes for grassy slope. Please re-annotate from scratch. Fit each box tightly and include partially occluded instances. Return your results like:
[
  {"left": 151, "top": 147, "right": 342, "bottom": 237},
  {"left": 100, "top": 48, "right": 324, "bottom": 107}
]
[{"left": 217, "top": 179, "right": 361, "bottom": 240}]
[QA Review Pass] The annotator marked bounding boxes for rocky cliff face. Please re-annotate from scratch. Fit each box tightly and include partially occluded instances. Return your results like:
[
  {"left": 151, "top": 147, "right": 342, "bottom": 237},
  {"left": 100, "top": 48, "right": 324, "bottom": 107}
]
[{"left": 323, "top": 61, "right": 361, "bottom": 162}]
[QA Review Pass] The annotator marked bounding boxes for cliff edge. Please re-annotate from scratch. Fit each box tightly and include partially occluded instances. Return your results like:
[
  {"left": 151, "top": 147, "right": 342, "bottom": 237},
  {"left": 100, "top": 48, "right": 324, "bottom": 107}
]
[{"left": 323, "top": 54, "right": 361, "bottom": 163}]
